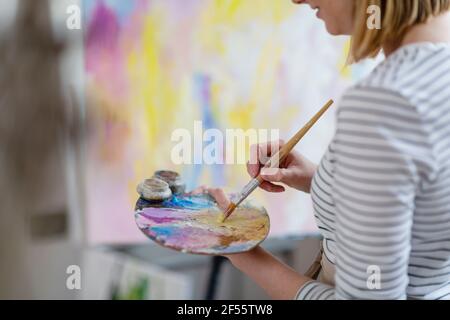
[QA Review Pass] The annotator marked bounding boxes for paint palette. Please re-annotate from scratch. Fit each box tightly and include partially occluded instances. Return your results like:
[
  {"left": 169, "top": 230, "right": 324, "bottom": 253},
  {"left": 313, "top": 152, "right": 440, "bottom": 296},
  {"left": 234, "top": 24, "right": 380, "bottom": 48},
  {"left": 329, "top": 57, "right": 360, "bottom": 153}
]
[{"left": 135, "top": 194, "right": 270, "bottom": 255}]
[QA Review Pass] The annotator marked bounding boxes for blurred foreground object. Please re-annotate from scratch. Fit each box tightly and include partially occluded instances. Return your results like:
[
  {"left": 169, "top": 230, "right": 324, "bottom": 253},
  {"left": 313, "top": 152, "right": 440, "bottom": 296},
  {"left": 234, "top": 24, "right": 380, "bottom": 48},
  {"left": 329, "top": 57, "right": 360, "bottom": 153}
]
[
  {"left": 0, "top": 0, "right": 80, "bottom": 298},
  {"left": 0, "top": 0, "right": 68, "bottom": 195}
]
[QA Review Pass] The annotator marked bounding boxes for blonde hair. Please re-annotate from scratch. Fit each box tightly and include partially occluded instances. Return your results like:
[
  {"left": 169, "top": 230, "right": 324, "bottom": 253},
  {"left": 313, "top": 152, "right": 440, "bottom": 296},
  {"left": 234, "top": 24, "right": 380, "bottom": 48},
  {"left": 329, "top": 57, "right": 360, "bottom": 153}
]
[{"left": 351, "top": 0, "right": 450, "bottom": 62}]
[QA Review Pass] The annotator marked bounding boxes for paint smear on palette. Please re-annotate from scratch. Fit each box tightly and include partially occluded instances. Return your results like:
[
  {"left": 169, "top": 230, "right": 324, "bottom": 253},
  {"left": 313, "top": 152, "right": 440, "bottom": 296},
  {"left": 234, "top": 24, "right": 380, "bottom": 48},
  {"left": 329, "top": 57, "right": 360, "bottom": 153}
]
[{"left": 135, "top": 195, "right": 270, "bottom": 255}]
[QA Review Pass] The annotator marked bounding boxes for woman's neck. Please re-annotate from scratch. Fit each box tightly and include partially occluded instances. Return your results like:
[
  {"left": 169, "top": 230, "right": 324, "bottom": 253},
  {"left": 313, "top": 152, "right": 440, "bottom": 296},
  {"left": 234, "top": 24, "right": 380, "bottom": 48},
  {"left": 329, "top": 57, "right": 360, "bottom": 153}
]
[{"left": 383, "top": 11, "right": 450, "bottom": 57}]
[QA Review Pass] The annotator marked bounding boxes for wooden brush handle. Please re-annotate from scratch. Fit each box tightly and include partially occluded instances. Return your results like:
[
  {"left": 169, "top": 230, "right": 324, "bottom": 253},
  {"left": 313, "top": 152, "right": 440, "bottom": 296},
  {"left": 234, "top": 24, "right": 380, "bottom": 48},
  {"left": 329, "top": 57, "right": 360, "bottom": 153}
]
[
  {"left": 262, "top": 99, "right": 334, "bottom": 171},
  {"left": 224, "top": 99, "right": 334, "bottom": 222}
]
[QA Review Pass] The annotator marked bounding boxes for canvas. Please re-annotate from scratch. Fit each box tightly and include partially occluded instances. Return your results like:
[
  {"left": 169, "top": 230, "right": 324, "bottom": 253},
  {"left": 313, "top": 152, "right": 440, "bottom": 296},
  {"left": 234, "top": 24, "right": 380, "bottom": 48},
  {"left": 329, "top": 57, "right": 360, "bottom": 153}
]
[{"left": 84, "top": 0, "right": 370, "bottom": 244}]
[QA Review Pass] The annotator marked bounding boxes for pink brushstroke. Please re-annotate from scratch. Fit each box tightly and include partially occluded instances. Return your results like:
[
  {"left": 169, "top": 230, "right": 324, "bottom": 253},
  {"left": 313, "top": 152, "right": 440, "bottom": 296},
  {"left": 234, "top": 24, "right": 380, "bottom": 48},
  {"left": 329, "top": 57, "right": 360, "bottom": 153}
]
[{"left": 85, "top": 0, "right": 129, "bottom": 99}]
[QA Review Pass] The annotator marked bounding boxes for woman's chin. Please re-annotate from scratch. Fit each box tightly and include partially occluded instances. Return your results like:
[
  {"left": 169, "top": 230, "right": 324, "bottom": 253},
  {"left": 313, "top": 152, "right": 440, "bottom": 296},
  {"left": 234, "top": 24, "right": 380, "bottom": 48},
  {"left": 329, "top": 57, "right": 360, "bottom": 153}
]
[{"left": 324, "top": 24, "right": 345, "bottom": 36}]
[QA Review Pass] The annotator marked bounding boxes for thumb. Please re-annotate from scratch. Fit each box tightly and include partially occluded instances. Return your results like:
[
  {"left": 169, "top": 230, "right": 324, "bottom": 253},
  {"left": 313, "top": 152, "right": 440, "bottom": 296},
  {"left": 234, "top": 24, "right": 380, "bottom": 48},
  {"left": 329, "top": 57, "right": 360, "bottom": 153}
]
[{"left": 260, "top": 168, "right": 286, "bottom": 183}]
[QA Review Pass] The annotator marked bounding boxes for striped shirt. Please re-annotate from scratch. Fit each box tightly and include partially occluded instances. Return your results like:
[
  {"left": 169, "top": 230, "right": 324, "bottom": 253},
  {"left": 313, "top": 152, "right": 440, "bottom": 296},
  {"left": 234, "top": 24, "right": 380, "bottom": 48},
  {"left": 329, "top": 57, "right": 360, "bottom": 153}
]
[{"left": 297, "top": 42, "right": 450, "bottom": 300}]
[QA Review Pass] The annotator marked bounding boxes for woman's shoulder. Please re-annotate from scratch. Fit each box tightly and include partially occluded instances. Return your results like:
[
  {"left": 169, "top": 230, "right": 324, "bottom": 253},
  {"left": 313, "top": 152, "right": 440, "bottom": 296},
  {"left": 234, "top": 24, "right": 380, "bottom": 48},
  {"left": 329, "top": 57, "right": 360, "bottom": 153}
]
[
  {"left": 352, "top": 42, "right": 450, "bottom": 106},
  {"left": 338, "top": 42, "right": 450, "bottom": 124}
]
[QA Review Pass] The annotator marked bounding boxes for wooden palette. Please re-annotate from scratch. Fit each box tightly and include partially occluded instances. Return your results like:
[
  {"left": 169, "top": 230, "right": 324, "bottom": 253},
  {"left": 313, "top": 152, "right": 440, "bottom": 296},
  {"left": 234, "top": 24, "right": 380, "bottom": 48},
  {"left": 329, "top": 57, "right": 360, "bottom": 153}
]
[{"left": 135, "top": 194, "right": 270, "bottom": 255}]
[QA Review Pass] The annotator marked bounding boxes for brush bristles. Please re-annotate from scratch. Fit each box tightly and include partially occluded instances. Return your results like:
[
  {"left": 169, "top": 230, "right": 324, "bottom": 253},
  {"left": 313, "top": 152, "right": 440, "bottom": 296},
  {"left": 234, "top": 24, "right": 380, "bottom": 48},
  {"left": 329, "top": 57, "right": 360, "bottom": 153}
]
[{"left": 221, "top": 203, "right": 237, "bottom": 222}]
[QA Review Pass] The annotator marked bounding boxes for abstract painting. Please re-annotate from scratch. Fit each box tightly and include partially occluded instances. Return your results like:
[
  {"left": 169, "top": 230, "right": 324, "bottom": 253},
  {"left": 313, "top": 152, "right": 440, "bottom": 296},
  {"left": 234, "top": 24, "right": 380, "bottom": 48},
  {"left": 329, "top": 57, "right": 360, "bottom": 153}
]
[{"left": 84, "top": 0, "right": 372, "bottom": 243}]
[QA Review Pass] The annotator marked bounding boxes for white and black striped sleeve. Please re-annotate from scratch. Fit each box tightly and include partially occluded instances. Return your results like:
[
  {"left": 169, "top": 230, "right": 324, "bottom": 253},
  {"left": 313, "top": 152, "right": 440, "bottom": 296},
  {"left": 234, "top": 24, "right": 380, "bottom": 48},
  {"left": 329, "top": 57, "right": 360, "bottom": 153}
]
[{"left": 297, "top": 87, "right": 431, "bottom": 300}]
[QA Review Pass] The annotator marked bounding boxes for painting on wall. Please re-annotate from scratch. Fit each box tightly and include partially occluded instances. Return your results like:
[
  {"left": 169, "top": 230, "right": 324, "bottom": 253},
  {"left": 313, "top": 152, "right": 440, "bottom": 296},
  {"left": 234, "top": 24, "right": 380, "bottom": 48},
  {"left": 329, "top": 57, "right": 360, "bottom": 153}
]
[{"left": 84, "top": 0, "right": 372, "bottom": 244}]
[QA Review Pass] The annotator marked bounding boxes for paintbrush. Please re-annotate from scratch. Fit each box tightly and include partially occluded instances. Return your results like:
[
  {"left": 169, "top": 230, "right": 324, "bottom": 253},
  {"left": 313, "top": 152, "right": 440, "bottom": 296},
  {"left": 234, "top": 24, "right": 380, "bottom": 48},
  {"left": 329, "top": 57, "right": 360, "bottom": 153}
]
[{"left": 221, "top": 99, "right": 334, "bottom": 223}]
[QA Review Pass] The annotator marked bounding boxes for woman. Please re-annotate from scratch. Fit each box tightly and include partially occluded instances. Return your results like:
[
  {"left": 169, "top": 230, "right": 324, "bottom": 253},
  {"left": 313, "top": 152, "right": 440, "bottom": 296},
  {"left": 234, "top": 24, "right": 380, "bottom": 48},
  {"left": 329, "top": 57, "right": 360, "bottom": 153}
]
[{"left": 203, "top": 0, "right": 450, "bottom": 300}]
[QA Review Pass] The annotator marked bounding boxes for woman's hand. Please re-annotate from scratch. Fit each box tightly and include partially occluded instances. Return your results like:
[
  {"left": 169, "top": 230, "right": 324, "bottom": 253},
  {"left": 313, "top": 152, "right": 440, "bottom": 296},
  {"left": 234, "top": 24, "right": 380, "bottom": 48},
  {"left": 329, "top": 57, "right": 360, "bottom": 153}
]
[
  {"left": 247, "top": 140, "right": 317, "bottom": 193},
  {"left": 188, "top": 186, "right": 312, "bottom": 299},
  {"left": 188, "top": 186, "right": 231, "bottom": 211}
]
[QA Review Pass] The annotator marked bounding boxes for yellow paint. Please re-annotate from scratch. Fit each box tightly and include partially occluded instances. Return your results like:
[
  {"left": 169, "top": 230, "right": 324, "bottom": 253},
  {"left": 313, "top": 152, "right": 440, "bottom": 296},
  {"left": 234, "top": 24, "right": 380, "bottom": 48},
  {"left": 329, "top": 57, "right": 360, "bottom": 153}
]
[{"left": 195, "top": 207, "right": 270, "bottom": 241}]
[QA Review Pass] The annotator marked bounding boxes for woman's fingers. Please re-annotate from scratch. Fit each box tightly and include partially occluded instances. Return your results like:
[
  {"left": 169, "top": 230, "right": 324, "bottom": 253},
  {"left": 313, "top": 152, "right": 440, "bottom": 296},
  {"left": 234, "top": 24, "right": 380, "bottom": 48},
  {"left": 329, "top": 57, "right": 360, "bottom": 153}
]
[
  {"left": 259, "top": 181, "right": 286, "bottom": 193},
  {"left": 206, "top": 188, "right": 231, "bottom": 211},
  {"left": 247, "top": 140, "right": 289, "bottom": 194},
  {"left": 247, "top": 144, "right": 262, "bottom": 178},
  {"left": 259, "top": 168, "right": 287, "bottom": 193},
  {"left": 247, "top": 140, "right": 285, "bottom": 178},
  {"left": 260, "top": 168, "right": 289, "bottom": 183},
  {"left": 188, "top": 185, "right": 209, "bottom": 195},
  {"left": 190, "top": 187, "right": 231, "bottom": 211}
]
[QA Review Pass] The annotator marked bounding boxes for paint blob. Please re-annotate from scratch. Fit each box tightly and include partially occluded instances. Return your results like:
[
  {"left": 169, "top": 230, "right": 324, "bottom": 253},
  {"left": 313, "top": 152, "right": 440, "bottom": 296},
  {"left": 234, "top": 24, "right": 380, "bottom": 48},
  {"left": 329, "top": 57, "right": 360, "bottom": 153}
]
[
  {"left": 136, "top": 178, "right": 172, "bottom": 201},
  {"left": 153, "top": 170, "right": 186, "bottom": 195},
  {"left": 135, "top": 195, "right": 270, "bottom": 255}
]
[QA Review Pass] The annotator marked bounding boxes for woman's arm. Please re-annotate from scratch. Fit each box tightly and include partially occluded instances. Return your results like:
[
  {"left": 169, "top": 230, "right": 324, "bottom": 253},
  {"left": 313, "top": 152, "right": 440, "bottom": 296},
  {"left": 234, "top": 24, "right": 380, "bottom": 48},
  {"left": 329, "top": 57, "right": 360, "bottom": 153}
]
[{"left": 227, "top": 247, "right": 313, "bottom": 300}]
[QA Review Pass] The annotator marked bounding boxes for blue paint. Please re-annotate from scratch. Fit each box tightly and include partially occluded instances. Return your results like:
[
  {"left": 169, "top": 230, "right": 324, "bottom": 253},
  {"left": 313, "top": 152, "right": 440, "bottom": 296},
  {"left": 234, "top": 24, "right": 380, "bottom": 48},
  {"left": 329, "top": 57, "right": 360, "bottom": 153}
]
[
  {"left": 163, "top": 195, "right": 215, "bottom": 210},
  {"left": 135, "top": 194, "right": 217, "bottom": 211},
  {"left": 149, "top": 226, "right": 174, "bottom": 238}
]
